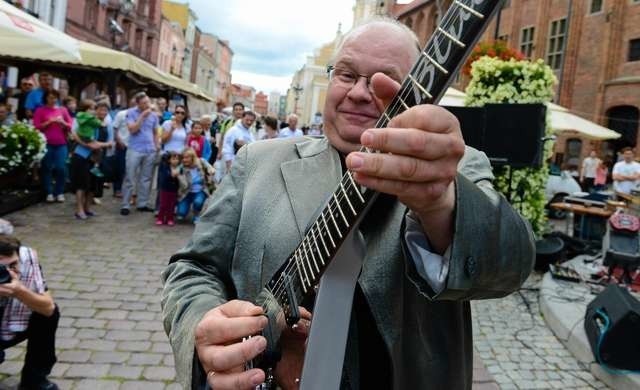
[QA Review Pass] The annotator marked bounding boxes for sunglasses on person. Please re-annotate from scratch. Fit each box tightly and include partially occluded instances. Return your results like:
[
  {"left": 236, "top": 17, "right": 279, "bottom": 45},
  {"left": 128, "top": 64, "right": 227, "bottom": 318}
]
[{"left": 175, "top": 110, "right": 186, "bottom": 115}]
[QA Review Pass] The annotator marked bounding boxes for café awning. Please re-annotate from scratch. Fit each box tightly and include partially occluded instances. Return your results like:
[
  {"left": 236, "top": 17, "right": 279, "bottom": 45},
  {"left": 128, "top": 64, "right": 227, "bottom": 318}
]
[
  {"left": 440, "top": 88, "right": 621, "bottom": 141},
  {"left": 0, "top": 1, "right": 81, "bottom": 63}
]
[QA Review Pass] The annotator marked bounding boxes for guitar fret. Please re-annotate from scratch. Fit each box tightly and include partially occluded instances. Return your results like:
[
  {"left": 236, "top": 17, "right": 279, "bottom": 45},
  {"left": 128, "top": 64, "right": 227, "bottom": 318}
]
[
  {"left": 311, "top": 225, "right": 326, "bottom": 264},
  {"left": 328, "top": 203, "right": 343, "bottom": 238},
  {"left": 314, "top": 221, "right": 330, "bottom": 257},
  {"left": 340, "top": 182, "right": 357, "bottom": 216},
  {"left": 437, "top": 27, "right": 465, "bottom": 47},
  {"left": 383, "top": 112, "right": 392, "bottom": 122},
  {"left": 321, "top": 212, "right": 337, "bottom": 247},
  {"left": 346, "top": 172, "right": 365, "bottom": 203},
  {"left": 398, "top": 96, "right": 410, "bottom": 110},
  {"left": 421, "top": 52, "right": 448, "bottom": 75},
  {"left": 293, "top": 254, "right": 307, "bottom": 293},
  {"left": 333, "top": 193, "right": 350, "bottom": 227},
  {"left": 304, "top": 237, "right": 320, "bottom": 274},
  {"left": 454, "top": 0, "right": 484, "bottom": 18},
  {"left": 297, "top": 248, "right": 312, "bottom": 289},
  {"left": 408, "top": 74, "right": 433, "bottom": 100}
]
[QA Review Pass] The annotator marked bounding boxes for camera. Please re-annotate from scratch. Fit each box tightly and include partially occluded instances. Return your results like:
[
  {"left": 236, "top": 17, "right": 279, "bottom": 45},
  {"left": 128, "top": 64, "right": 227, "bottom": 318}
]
[{"left": 0, "top": 264, "right": 11, "bottom": 284}]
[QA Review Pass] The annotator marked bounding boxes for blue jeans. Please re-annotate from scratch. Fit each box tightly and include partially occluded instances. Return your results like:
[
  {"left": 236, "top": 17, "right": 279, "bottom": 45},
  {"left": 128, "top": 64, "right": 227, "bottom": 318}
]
[
  {"left": 177, "top": 191, "right": 207, "bottom": 218},
  {"left": 40, "top": 144, "right": 68, "bottom": 196}
]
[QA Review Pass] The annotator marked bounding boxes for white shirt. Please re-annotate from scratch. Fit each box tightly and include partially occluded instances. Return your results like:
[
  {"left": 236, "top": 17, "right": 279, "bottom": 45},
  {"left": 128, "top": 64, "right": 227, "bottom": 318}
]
[
  {"left": 162, "top": 119, "right": 188, "bottom": 153},
  {"left": 613, "top": 160, "right": 640, "bottom": 194},
  {"left": 279, "top": 127, "right": 303, "bottom": 139},
  {"left": 581, "top": 156, "right": 599, "bottom": 179},
  {"left": 113, "top": 109, "right": 130, "bottom": 147},
  {"left": 222, "top": 123, "right": 255, "bottom": 162}
]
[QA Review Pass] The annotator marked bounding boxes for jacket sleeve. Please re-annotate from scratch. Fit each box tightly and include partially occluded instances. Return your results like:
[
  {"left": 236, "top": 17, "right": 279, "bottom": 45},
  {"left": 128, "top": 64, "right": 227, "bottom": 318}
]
[
  {"left": 404, "top": 147, "right": 535, "bottom": 301},
  {"left": 161, "top": 146, "right": 248, "bottom": 389}
]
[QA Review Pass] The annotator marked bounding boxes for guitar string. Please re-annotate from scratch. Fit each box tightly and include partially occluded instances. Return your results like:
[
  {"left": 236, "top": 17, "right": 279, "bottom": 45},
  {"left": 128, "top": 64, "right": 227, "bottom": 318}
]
[{"left": 259, "top": 0, "right": 478, "bottom": 313}]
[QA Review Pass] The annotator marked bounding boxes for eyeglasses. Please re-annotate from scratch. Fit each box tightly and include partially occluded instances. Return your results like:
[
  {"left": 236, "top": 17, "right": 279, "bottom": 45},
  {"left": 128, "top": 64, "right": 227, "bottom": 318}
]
[
  {"left": 174, "top": 111, "right": 186, "bottom": 115},
  {"left": 327, "top": 65, "right": 373, "bottom": 92}
]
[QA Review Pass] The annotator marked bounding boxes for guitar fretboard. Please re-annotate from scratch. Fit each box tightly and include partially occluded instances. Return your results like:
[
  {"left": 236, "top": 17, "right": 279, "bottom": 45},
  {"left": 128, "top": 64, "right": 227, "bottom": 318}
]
[{"left": 263, "top": 0, "right": 504, "bottom": 322}]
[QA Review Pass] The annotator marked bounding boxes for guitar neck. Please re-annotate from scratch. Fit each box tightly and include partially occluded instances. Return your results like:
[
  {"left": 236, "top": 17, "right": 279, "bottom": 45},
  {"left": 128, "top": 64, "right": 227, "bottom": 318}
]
[{"left": 263, "top": 0, "right": 504, "bottom": 321}]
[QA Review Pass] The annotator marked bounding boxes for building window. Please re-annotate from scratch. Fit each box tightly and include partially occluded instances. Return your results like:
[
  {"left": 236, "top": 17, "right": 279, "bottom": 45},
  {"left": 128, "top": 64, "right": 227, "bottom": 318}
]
[
  {"left": 564, "top": 138, "right": 582, "bottom": 168},
  {"left": 520, "top": 26, "right": 535, "bottom": 58},
  {"left": 498, "top": 34, "right": 509, "bottom": 43},
  {"left": 590, "top": 0, "right": 603, "bottom": 13},
  {"left": 629, "top": 38, "right": 640, "bottom": 61},
  {"left": 547, "top": 18, "right": 567, "bottom": 70}
]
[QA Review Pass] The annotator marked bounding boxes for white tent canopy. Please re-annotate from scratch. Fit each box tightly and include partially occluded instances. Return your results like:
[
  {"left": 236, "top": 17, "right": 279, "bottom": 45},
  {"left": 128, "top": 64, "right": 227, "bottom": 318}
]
[{"left": 440, "top": 88, "right": 621, "bottom": 141}]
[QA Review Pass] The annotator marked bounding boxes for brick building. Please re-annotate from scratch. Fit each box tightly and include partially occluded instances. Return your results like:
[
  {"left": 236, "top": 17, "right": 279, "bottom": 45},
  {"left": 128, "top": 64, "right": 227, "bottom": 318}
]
[
  {"left": 66, "top": 0, "right": 161, "bottom": 65},
  {"left": 394, "top": 0, "right": 640, "bottom": 166},
  {"left": 254, "top": 91, "right": 268, "bottom": 116}
]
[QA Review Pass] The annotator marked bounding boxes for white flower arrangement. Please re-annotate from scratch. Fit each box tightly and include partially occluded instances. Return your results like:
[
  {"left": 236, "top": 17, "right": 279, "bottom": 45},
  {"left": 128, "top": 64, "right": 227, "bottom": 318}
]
[
  {"left": 0, "top": 121, "right": 47, "bottom": 175},
  {"left": 464, "top": 56, "right": 557, "bottom": 236}
]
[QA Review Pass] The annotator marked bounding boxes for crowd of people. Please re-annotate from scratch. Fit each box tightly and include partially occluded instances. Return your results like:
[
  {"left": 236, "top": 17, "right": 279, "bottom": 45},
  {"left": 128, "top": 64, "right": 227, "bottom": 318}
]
[{"left": 1, "top": 71, "right": 325, "bottom": 226}]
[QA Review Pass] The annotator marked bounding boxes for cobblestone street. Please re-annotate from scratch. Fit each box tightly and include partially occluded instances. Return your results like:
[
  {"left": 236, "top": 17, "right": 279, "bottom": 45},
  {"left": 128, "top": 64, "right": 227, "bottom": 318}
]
[{"left": 0, "top": 195, "right": 613, "bottom": 389}]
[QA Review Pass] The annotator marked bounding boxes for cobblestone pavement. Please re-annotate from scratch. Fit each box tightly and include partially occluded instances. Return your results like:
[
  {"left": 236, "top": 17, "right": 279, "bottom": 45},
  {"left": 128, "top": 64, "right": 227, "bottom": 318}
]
[
  {"left": 471, "top": 273, "right": 609, "bottom": 390},
  {"left": 0, "top": 194, "right": 193, "bottom": 389}
]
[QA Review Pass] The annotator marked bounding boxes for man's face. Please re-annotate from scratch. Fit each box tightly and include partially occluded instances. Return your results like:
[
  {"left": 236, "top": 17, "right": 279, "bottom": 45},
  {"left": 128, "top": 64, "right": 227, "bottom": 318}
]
[
  {"left": 21, "top": 80, "right": 34, "bottom": 92},
  {"left": 288, "top": 117, "right": 298, "bottom": 129},
  {"left": 323, "top": 26, "right": 416, "bottom": 154},
  {"left": 138, "top": 96, "right": 150, "bottom": 111},
  {"left": 0, "top": 252, "right": 19, "bottom": 278},
  {"left": 624, "top": 150, "right": 635, "bottom": 163},
  {"left": 96, "top": 106, "right": 109, "bottom": 120},
  {"left": 39, "top": 74, "right": 52, "bottom": 89},
  {"left": 158, "top": 98, "right": 167, "bottom": 111},
  {"left": 242, "top": 115, "right": 255, "bottom": 128},
  {"left": 233, "top": 105, "right": 244, "bottom": 119}
]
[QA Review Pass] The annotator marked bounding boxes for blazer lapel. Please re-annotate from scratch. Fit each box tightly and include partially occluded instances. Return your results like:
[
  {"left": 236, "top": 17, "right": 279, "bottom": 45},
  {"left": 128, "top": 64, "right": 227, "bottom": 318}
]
[{"left": 280, "top": 138, "right": 342, "bottom": 236}]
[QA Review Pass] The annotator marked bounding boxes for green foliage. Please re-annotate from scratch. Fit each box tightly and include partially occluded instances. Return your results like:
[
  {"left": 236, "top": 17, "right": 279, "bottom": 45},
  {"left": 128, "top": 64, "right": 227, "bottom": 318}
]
[
  {"left": 464, "top": 56, "right": 557, "bottom": 236},
  {"left": 0, "top": 121, "right": 47, "bottom": 175}
]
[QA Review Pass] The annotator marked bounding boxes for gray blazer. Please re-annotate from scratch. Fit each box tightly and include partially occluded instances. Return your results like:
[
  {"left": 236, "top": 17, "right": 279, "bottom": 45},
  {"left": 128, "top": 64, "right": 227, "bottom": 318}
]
[{"left": 161, "top": 136, "right": 535, "bottom": 389}]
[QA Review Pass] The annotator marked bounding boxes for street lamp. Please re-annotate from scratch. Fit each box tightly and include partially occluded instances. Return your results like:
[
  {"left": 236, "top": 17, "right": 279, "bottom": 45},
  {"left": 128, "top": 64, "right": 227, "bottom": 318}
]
[
  {"left": 107, "top": 0, "right": 135, "bottom": 50},
  {"left": 292, "top": 83, "right": 303, "bottom": 115}
]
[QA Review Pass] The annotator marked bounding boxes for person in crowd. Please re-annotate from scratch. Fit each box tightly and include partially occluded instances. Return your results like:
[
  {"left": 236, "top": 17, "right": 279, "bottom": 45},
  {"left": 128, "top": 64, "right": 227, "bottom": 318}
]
[
  {"left": 112, "top": 98, "right": 135, "bottom": 198},
  {"left": 579, "top": 150, "right": 601, "bottom": 193},
  {"left": 12, "top": 78, "right": 34, "bottom": 121},
  {"left": 199, "top": 114, "right": 218, "bottom": 163},
  {"left": 74, "top": 101, "right": 105, "bottom": 178},
  {"left": 62, "top": 96, "right": 77, "bottom": 118},
  {"left": 176, "top": 148, "right": 214, "bottom": 224},
  {"left": 0, "top": 103, "right": 15, "bottom": 126},
  {"left": 70, "top": 99, "right": 113, "bottom": 220},
  {"left": 25, "top": 72, "right": 53, "bottom": 119},
  {"left": 217, "top": 102, "right": 244, "bottom": 159},
  {"left": 92, "top": 101, "right": 115, "bottom": 204},
  {"left": 160, "top": 105, "right": 189, "bottom": 154},
  {"left": 594, "top": 159, "right": 609, "bottom": 192},
  {"left": 278, "top": 113, "right": 303, "bottom": 138},
  {"left": 221, "top": 110, "right": 256, "bottom": 173},
  {"left": 259, "top": 116, "right": 279, "bottom": 140},
  {"left": 156, "top": 152, "right": 181, "bottom": 226},
  {"left": 120, "top": 92, "right": 159, "bottom": 215},
  {"left": 0, "top": 228, "right": 59, "bottom": 390},
  {"left": 612, "top": 147, "right": 640, "bottom": 195},
  {"left": 161, "top": 18, "right": 534, "bottom": 390},
  {"left": 157, "top": 97, "right": 172, "bottom": 122},
  {"left": 186, "top": 121, "right": 206, "bottom": 158},
  {"left": 32, "top": 89, "right": 72, "bottom": 203},
  {"left": 308, "top": 124, "right": 322, "bottom": 136}
]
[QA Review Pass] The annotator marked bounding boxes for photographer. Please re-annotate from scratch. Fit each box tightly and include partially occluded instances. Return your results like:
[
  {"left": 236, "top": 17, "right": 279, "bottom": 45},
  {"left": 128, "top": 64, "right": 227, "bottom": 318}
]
[{"left": 0, "top": 226, "right": 59, "bottom": 390}]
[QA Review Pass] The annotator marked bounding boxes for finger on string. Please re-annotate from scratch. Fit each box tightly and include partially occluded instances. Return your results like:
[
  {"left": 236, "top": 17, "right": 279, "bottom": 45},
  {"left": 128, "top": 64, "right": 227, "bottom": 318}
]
[
  {"left": 299, "top": 307, "right": 312, "bottom": 320},
  {"left": 370, "top": 73, "right": 401, "bottom": 113},
  {"left": 352, "top": 172, "right": 450, "bottom": 201},
  {"left": 197, "top": 315, "right": 268, "bottom": 346},
  {"left": 208, "top": 368, "right": 265, "bottom": 390},
  {"left": 387, "top": 104, "right": 461, "bottom": 135},
  {"left": 204, "top": 336, "right": 267, "bottom": 372},
  {"left": 347, "top": 152, "right": 456, "bottom": 183},
  {"left": 356, "top": 130, "right": 462, "bottom": 161},
  {"left": 218, "top": 300, "right": 264, "bottom": 318}
]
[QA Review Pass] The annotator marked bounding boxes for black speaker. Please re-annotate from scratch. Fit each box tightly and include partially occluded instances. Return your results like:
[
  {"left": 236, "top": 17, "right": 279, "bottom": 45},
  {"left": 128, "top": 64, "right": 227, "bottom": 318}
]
[
  {"left": 444, "top": 104, "right": 546, "bottom": 168},
  {"left": 584, "top": 284, "right": 640, "bottom": 370}
]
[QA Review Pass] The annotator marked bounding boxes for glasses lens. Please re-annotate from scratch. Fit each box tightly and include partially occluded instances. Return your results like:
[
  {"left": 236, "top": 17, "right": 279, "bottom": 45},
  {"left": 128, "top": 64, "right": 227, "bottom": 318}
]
[{"left": 175, "top": 111, "right": 185, "bottom": 114}]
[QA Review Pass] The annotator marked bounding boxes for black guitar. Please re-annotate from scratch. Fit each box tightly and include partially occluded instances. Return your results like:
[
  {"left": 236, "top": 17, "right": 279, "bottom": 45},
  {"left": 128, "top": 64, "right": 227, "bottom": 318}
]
[{"left": 250, "top": 1, "right": 505, "bottom": 388}]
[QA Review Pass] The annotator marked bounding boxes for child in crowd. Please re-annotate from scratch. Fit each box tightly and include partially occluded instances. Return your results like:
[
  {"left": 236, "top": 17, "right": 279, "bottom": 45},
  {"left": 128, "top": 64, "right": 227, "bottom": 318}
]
[
  {"left": 75, "top": 100, "right": 104, "bottom": 178},
  {"left": 156, "top": 151, "right": 181, "bottom": 226},
  {"left": 186, "top": 121, "right": 205, "bottom": 158},
  {"left": 63, "top": 96, "right": 77, "bottom": 118}
]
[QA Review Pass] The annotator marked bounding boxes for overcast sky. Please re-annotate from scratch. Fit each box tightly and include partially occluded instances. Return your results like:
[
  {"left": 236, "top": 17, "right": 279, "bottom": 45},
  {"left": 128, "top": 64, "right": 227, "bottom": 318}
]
[{"left": 180, "top": 0, "right": 357, "bottom": 94}]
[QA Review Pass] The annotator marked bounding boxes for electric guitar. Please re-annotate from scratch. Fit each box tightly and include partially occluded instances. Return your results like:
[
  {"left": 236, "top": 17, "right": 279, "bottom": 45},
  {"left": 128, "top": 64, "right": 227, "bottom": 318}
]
[{"left": 250, "top": 1, "right": 505, "bottom": 388}]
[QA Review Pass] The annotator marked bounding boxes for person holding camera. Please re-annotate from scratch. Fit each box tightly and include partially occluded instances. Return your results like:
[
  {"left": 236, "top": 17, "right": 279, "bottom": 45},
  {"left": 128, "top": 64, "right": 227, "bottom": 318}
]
[{"left": 0, "top": 230, "right": 59, "bottom": 390}]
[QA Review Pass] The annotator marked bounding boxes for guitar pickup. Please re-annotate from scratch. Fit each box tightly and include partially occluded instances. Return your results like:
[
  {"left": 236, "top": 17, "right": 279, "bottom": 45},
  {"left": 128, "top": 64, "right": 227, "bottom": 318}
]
[{"left": 284, "top": 274, "right": 300, "bottom": 326}]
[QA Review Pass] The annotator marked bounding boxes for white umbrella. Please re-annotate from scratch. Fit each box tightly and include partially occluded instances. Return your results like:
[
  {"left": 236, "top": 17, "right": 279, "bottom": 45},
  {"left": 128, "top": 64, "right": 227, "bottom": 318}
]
[{"left": 0, "top": 1, "right": 81, "bottom": 63}]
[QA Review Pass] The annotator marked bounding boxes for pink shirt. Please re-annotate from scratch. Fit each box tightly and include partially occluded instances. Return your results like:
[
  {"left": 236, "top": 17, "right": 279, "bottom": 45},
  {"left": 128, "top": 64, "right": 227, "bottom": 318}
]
[
  {"left": 33, "top": 105, "right": 72, "bottom": 146},
  {"left": 595, "top": 166, "right": 608, "bottom": 186}
]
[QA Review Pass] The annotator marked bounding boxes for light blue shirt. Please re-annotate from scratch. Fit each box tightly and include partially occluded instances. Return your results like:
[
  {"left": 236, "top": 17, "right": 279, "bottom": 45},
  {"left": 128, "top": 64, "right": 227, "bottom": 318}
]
[
  {"left": 126, "top": 107, "right": 158, "bottom": 153},
  {"left": 189, "top": 167, "right": 204, "bottom": 193},
  {"left": 279, "top": 127, "right": 304, "bottom": 139},
  {"left": 24, "top": 88, "right": 45, "bottom": 112},
  {"left": 222, "top": 123, "right": 254, "bottom": 163},
  {"left": 162, "top": 120, "right": 188, "bottom": 153}
]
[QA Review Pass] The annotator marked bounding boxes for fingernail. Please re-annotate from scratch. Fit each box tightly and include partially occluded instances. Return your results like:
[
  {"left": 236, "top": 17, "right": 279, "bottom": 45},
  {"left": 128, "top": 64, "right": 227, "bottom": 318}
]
[
  {"left": 361, "top": 131, "right": 373, "bottom": 146},
  {"left": 255, "top": 337, "right": 267, "bottom": 352},
  {"left": 251, "top": 372, "right": 264, "bottom": 385},
  {"left": 260, "top": 316, "right": 268, "bottom": 328},
  {"left": 349, "top": 154, "right": 363, "bottom": 169}
]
